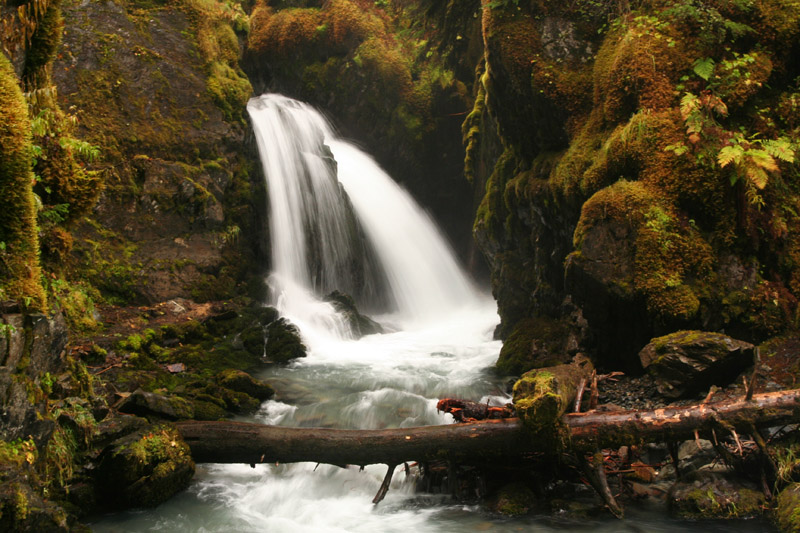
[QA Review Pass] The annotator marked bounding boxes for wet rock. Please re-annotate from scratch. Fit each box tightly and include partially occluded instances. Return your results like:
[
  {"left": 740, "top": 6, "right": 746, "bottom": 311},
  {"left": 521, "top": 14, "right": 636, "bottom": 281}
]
[
  {"left": 639, "top": 331, "right": 755, "bottom": 399},
  {"left": 324, "top": 291, "right": 384, "bottom": 338},
  {"left": 496, "top": 314, "right": 585, "bottom": 376},
  {"left": 0, "top": 480, "right": 70, "bottom": 532},
  {"left": 668, "top": 470, "right": 764, "bottom": 519},
  {"left": 92, "top": 415, "right": 149, "bottom": 448},
  {"left": 776, "top": 483, "right": 800, "bottom": 532},
  {"left": 95, "top": 425, "right": 195, "bottom": 509},
  {"left": 217, "top": 369, "right": 274, "bottom": 401},
  {"left": 488, "top": 482, "right": 536, "bottom": 516},
  {"left": 191, "top": 399, "right": 228, "bottom": 421},
  {"left": 117, "top": 389, "right": 194, "bottom": 420},
  {"left": 264, "top": 318, "right": 307, "bottom": 363}
]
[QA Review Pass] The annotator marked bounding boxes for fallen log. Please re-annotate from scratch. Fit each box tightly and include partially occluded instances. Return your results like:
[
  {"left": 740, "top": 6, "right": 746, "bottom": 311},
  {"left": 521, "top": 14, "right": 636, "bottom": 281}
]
[{"left": 176, "top": 389, "right": 800, "bottom": 465}]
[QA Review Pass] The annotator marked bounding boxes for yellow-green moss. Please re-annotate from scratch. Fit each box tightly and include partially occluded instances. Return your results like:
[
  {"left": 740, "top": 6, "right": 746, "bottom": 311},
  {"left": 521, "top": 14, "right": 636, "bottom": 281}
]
[
  {"left": 776, "top": 483, "right": 800, "bottom": 532},
  {"left": 574, "top": 180, "right": 714, "bottom": 324},
  {"left": 0, "top": 52, "right": 47, "bottom": 311},
  {"left": 22, "top": 0, "right": 64, "bottom": 89}
]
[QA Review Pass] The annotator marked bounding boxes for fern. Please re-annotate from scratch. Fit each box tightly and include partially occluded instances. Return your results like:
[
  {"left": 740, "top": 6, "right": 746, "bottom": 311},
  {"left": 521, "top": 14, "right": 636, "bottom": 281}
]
[
  {"left": 59, "top": 137, "right": 101, "bottom": 163},
  {"left": 692, "top": 57, "right": 715, "bottom": 81}
]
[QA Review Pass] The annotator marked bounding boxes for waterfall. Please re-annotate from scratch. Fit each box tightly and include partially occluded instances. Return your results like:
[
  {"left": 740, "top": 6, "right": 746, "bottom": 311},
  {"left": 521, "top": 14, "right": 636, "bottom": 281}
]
[{"left": 247, "top": 94, "right": 479, "bottom": 335}]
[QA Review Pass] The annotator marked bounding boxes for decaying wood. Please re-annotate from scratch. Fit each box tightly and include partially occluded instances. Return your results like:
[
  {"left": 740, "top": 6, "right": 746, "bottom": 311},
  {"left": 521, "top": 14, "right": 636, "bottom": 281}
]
[
  {"left": 373, "top": 463, "right": 397, "bottom": 504},
  {"left": 176, "top": 389, "right": 800, "bottom": 465},
  {"left": 579, "top": 451, "right": 624, "bottom": 518}
]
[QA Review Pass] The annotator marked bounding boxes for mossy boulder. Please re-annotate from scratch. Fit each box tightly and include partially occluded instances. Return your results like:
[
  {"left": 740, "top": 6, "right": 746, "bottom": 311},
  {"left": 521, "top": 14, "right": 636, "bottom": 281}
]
[
  {"left": 217, "top": 369, "right": 274, "bottom": 401},
  {"left": 488, "top": 482, "right": 536, "bottom": 516},
  {"left": 496, "top": 315, "right": 585, "bottom": 376},
  {"left": 265, "top": 318, "right": 307, "bottom": 363},
  {"left": 668, "top": 471, "right": 764, "bottom": 519},
  {"left": 117, "top": 389, "right": 194, "bottom": 421},
  {"left": 639, "top": 331, "right": 755, "bottom": 399},
  {"left": 95, "top": 425, "right": 195, "bottom": 509},
  {"left": 0, "top": 479, "right": 69, "bottom": 532},
  {"left": 776, "top": 483, "right": 800, "bottom": 532}
]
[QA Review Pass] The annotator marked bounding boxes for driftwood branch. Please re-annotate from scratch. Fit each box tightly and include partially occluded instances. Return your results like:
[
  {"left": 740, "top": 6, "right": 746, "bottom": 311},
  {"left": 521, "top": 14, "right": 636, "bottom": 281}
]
[{"left": 176, "top": 389, "right": 800, "bottom": 465}]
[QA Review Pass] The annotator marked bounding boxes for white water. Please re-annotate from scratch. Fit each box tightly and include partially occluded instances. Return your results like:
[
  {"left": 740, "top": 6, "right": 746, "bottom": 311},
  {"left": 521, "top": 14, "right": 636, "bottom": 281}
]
[{"left": 90, "top": 96, "right": 774, "bottom": 532}]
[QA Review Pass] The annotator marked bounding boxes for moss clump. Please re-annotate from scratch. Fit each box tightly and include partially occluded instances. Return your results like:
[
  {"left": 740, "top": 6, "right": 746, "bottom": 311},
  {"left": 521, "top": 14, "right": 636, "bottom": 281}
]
[
  {"left": 496, "top": 316, "right": 573, "bottom": 376},
  {"left": 512, "top": 355, "right": 592, "bottom": 448},
  {"left": 22, "top": 0, "right": 64, "bottom": 89},
  {"left": 776, "top": 483, "right": 800, "bottom": 532},
  {"left": 96, "top": 425, "right": 195, "bottom": 509},
  {"left": 489, "top": 482, "right": 536, "bottom": 516},
  {"left": 573, "top": 180, "right": 714, "bottom": 325},
  {"left": 0, "top": 52, "right": 47, "bottom": 311}
]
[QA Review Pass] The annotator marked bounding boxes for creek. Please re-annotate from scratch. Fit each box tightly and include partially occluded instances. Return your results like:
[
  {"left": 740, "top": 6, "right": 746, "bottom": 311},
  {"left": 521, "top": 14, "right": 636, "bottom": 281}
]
[{"left": 91, "top": 95, "right": 773, "bottom": 532}]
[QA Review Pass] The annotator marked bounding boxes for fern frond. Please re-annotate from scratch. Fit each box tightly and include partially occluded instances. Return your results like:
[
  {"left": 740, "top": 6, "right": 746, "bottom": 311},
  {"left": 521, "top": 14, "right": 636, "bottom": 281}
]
[{"left": 717, "top": 145, "right": 742, "bottom": 168}]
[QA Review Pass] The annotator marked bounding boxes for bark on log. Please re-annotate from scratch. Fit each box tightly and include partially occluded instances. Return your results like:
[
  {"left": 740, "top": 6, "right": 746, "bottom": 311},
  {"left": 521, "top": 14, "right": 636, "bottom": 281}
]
[{"left": 176, "top": 389, "right": 800, "bottom": 465}]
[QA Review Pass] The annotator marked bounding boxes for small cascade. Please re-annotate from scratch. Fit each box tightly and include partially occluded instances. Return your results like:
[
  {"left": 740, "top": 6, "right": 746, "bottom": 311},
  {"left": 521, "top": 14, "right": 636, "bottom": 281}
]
[{"left": 247, "top": 94, "right": 479, "bottom": 336}]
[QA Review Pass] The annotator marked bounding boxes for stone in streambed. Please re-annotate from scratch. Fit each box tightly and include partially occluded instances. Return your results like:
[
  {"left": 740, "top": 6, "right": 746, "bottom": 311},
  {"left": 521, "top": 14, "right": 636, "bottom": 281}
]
[
  {"left": 117, "top": 389, "right": 194, "bottom": 420},
  {"left": 95, "top": 425, "right": 195, "bottom": 509},
  {"left": 776, "top": 483, "right": 800, "bottom": 532},
  {"left": 668, "top": 470, "right": 764, "bottom": 519},
  {"left": 217, "top": 369, "right": 274, "bottom": 401},
  {"left": 639, "top": 330, "right": 755, "bottom": 399},
  {"left": 324, "top": 291, "right": 384, "bottom": 338}
]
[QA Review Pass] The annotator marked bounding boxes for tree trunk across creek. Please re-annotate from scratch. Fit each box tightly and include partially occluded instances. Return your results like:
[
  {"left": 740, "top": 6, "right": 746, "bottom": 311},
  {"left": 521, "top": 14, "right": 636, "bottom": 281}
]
[{"left": 176, "top": 389, "right": 800, "bottom": 465}]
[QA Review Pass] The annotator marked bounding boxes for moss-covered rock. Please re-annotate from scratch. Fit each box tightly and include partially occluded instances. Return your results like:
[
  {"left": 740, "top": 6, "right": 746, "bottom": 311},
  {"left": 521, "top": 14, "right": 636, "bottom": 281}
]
[
  {"left": 217, "top": 369, "right": 274, "bottom": 401},
  {"left": 776, "top": 483, "right": 800, "bottom": 533},
  {"left": 639, "top": 330, "right": 755, "bottom": 399},
  {"left": 496, "top": 316, "right": 582, "bottom": 376},
  {"left": 669, "top": 471, "right": 765, "bottom": 520},
  {"left": 117, "top": 389, "right": 194, "bottom": 421},
  {"left": 488, "top": 482, "right": 536, "bottom": 516},
  {"left": 265, "top": 318, "right": 307, "bottom": 363},
  {"left": 95, "top": 424, "right": 195, "bottom": 509},
  {"left": 0, "top": 52, "right": 47, "bottom": 311}
]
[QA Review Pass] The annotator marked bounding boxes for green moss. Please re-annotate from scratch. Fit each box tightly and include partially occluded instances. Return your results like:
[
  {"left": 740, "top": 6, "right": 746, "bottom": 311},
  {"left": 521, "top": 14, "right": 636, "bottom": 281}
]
[
  {"left": 776, "top": 483, "right": 800, "bottom": 533},
  {"left": 0, "top": 52, "right": 47, "bottom": 312},
  {"left": 512, "top": 356, "right": 592, "bottom": 450},
  {"left": 496, "top": 316, "right": 572, "bottom": 375},
  {"left": 22, "top": 0, "right": 64, "bottom": 89}
]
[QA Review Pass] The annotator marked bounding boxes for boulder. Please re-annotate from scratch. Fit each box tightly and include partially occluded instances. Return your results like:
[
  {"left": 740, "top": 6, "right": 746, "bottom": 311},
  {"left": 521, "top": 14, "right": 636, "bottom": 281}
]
[
  {"left": 217, "top": 369, "right": 274, "bottom": 401},
  {"left": 117, "top": 389, "right": 194, "bottom": 420},
  {"left": 668, "top": 470, "right": 764, "bottom": 519},
  {"left": 776, "top": 483, "right": 800, "bottom": 532},
  {"left": 95, "top": 425, "right": 195, "bottom": 509},
  {"left": 264, "top": 319, "right": 307, "bottom": 363},
  {"left": 324, "top": 291, "right": 383, "bottom": 338},
  {"left": 639, "top": 331, "right": 755, "bottom": 399}
]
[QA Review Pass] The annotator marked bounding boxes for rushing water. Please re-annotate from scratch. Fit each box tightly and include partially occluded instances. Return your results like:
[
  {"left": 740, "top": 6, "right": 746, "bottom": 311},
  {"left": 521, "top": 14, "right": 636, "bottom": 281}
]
[{"left": 91, "top": 95, "right": 775, "bottom": 532}]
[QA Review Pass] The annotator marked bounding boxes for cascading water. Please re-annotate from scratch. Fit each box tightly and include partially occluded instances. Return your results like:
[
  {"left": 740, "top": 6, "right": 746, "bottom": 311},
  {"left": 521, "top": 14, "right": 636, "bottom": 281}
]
[
  {"left": 90, "top": 95, "right": 773, "bottom": 532},
  {"left": 247, "top": 94, "right": 479, "bottom": 340}
]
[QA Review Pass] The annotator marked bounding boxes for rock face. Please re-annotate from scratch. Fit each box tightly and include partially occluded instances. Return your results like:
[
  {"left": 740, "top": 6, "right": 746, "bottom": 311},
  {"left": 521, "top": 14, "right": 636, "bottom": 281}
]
[
  {"left": 639, "top": 331, "right": 755, "bottom": 399},
  {"left": 467, "top": 0, "right": 800, "bottom": 373},
  {"left": 0, "top": 313, "right": 68, "bottom": 444},
  {"left": 52, "top": 0, "right": 263, "bottom": 305}
]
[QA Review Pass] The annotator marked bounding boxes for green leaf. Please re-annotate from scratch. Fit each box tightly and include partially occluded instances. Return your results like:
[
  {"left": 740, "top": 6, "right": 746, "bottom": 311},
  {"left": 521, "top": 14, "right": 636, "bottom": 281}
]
[
  {"left": 747, "top": 149, "right": 779, "bottom": 172},
  {"left": 692, "top": 57, "right": 716, "bottom": 81},
  {"left": 763, "top": 139, "right": 795, "bottom": 163},
  {"left": 718, "top": 145, "right": 742, "bottom": 167}
]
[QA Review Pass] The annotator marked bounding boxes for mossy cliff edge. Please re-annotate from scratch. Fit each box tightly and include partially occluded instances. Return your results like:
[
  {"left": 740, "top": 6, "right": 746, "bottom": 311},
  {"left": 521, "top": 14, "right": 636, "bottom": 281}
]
[{"left": 467, "top": 0, "right": 800, "bottom": 372}]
